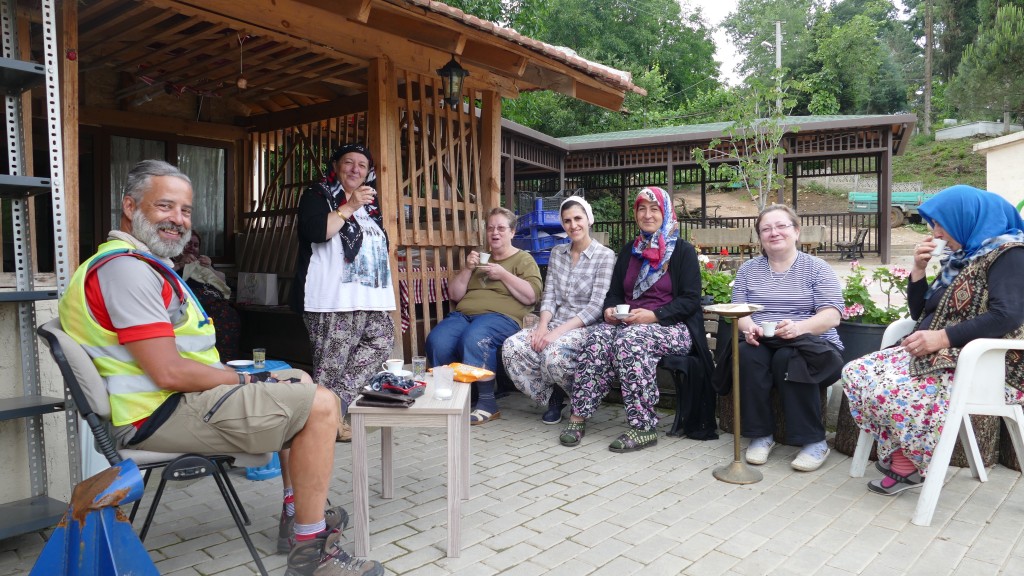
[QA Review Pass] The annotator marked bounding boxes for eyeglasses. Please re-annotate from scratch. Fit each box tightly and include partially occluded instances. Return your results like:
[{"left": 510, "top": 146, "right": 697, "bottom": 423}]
[
  {"left": 759, "top": 223, "right": 795, "bottom": 235},
  {"left": 486, "top": 225, "right": 510, "bottom": 233}
]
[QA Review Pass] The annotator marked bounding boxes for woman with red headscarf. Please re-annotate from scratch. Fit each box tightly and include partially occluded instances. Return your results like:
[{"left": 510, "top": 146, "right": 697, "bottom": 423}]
[{"left": 559, "top": 186, "right": 714, "bottom": 452}]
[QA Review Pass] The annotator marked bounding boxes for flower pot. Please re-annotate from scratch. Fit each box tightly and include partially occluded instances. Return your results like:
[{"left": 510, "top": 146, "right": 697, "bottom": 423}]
[
  {"left": 833, "top": 320, "right": 887, "bottom": 457},
  {"left": 835, "top": 320, "right": 887, "bottom": 364}
]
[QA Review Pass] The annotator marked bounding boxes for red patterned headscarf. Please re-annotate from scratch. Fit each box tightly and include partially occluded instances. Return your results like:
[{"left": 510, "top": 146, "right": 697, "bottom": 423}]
[{"left": 630, "top": 186, "right": 678, "bottom": 298}]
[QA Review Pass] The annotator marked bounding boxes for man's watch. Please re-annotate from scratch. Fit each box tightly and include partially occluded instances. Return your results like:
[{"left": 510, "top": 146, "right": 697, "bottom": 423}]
[{"left": 237, "top": 372, "right": 246, "bottom": 386}]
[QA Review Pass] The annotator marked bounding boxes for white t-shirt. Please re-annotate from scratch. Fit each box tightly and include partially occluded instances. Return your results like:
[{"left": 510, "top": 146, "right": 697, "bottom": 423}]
[{"left": 303, "top": 207, "right": 396, "bottom": 313}]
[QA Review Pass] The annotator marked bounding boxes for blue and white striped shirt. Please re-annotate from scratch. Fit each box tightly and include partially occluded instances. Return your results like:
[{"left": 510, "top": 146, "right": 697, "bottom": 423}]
[{"left": 732, "top": 251, "right": 845, "bottom": 349}]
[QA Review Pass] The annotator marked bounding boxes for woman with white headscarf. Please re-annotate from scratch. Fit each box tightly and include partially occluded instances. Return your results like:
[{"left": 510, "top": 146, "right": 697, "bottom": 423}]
[
  {"left": 559, "top": 187, "right": 713, "bottom": 452},
  {"left": 502, "top": 196, "right": 615, "bottom": 424}
]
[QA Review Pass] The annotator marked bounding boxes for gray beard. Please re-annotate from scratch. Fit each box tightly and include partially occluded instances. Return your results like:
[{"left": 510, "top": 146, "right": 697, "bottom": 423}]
[{"left": 131, "top": 210, "right": 191, "bottom": 259}]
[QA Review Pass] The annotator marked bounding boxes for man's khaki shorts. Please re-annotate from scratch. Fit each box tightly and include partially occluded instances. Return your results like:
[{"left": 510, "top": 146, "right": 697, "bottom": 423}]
[{"left": 132, "top": 375, "right": 320, "bottom": 455}]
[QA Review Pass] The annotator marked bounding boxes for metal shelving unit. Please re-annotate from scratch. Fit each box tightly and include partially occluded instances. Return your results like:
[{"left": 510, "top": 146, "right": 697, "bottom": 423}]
[{"left": 0, "top": 0, "right": 76, "bottom": 540}]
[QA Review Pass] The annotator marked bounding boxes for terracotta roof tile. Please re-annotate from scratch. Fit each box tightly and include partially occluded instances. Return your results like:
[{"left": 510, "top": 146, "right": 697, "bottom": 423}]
[{"left": 402, "top": 0, "right": 645, "bottom": 96}]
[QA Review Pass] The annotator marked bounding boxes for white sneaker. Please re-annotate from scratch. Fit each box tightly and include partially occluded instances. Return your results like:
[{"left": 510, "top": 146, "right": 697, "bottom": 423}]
[
  {"left": 792, "top": 442, "right": 831, "bottom": 472},
  {"left": 745, "top": 436, "right": 776, "bottom": 465}
]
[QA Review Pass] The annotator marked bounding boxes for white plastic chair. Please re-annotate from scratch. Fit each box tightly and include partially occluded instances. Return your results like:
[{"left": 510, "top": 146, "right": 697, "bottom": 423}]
[{"left": 848, "top": 317, "right": 1024, "bottom": 526}]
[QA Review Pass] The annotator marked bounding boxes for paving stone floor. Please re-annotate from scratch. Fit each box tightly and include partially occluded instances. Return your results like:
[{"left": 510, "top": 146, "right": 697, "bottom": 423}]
[{"left": 3, "top": 392, "right": 1024, "bottom": 575}]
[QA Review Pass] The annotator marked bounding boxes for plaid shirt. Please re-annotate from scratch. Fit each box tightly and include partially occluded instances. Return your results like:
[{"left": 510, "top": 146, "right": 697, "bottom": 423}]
[{"left": 540, "top": 239, "right": 616, "bottom": 328}]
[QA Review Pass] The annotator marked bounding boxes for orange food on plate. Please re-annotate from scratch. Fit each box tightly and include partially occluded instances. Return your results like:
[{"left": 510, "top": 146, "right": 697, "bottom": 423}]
[{"left": 446, "top": 362, "right": 495, "bottom": 383}]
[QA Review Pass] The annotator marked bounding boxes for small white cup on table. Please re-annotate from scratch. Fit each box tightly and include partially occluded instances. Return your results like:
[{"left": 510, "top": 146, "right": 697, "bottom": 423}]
[{"left": 383, "top": 358, "right": 404, "bottom": 374}]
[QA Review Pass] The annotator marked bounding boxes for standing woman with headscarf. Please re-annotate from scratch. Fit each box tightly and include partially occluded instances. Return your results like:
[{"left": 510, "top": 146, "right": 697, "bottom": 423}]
[
  {"left": 843, "top": 185, "right": 1024, "bottom": 495},
  {"left": 293, "top": 143, "right": 396, "bottom": 442},
  {"left": 559, "top": 187, "right": 714, "bottom": 452}
]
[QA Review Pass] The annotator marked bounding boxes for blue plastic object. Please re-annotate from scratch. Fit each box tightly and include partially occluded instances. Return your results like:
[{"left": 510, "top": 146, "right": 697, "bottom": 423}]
[
  {"left": 30, "top": 459, "right": 158, "bottom": 576},
  {"left": 246, "top": 451, "right": 282, "bottom": 481},
  {"left": 234, "top": 359, "right": 291, "bottom": 373},
  {"left": 512, "top": 232, "right": 570, "bottom": 252}
]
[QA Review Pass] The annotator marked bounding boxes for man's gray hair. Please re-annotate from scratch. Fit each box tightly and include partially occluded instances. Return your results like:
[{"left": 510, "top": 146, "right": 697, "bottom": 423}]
[{"left": 123, "top": 160, "right": 191, "bottom": 202}]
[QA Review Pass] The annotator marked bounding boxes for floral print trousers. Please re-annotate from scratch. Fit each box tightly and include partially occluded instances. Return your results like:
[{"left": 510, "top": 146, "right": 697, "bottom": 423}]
[
  {"left": 502, "top": 326, "right": 592, "bottom": 405},
  {"left": 304, "top": 310, "right": 395, "bottom": 410},
  {"left": 572, "top": 322, "right": 692, "bottom": 431},
  {"left": 843, "top": 346, "right": 1024, "bottom": 474}
]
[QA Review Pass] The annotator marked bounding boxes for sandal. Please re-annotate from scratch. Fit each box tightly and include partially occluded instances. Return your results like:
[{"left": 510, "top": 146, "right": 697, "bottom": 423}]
[
  {"left": 559, "top": 420, "right": 586, "bottom": 446},
  {"left": 609, "top": 429, "right": 658, "bottom": 453},
  {"left": 867, "top": 465, "right": 923, "bottom": 496},
  {"left": 469, "top": 409, "right": 501, "bottom": 426}
]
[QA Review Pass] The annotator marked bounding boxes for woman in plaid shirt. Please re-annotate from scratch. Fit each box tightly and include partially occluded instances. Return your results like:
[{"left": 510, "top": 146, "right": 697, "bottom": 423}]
[{"left": 502, "top": 197, "right": 615, "bottom": 424}]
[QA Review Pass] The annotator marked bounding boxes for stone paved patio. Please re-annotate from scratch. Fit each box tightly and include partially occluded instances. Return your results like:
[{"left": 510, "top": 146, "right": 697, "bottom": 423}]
[{"left": 3, "top": 390, "right": 1024, "bottom": 576}]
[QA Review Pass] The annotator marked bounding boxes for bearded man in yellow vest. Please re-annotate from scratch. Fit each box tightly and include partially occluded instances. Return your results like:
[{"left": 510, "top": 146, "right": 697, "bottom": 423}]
[{"left": 59, "top": 160, "right": 383, "bottom": 576}]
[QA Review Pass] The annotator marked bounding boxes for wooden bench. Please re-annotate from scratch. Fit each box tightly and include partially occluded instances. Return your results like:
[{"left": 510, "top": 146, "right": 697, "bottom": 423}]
[
  {"left": 799, "top": 224, "right": 826, "bottom": 254},
  {"left": 691, "top": 227, "right": 757, "bottom": 258}
]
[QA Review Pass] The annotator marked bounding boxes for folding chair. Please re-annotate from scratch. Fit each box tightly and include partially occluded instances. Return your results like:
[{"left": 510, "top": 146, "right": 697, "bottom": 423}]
[
  {"left": 37, "top": 318, "right": 272, "bottom": 575},
  {"left": 849, "top": 318, "right": 1024, "bottom": 526}
]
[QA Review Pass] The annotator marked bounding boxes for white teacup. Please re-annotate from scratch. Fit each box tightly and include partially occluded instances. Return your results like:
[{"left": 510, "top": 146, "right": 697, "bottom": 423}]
[
  {"left": 382, "top": 359, "right": 404, "bottom": 374},
  {"left": 615, "top": 304, "right": 630, "bottom": 315},
  {"left": 930, "top": 238, "right": 948, "bottom": 257},
  {"left": 761, "top": 321, "right": 778, "bottom": 337},
  {"left": 478, "top": 252, "right": 491, "bottom": 264}
]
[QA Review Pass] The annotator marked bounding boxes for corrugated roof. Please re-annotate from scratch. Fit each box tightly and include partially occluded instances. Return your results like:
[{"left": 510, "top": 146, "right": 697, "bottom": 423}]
[{"left": 559, "top": 115, "right": 903, "bottom": 144}]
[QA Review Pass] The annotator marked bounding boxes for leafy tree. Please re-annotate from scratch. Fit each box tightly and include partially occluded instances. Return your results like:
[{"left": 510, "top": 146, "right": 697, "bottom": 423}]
[
  {"left": 692, "top": 72, "right": 795, "bottom": 210},
  {"left": 947, "top": 5, "right": 1024, "bottom": 124}
]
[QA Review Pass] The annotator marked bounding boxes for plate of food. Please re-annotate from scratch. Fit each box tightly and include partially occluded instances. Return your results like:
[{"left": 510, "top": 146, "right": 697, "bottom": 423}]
[
  {"left": 226, "top": 360, "right": 254, "bottom": 368},
  {"left": 613, "top": 312, "right": 631, "bottom": 320}
]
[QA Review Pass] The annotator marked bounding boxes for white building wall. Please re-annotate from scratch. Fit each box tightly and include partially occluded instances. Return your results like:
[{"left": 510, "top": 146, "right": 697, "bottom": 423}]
[{"left": 974, "top": 131, "right": 1024, "bottom": 208}]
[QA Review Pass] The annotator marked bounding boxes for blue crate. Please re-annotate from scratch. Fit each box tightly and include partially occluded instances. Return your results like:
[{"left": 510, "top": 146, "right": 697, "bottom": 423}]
[
  {"left": 516, "top": 209, "right": 562, "bottom": 232},
  {"left": 512, "top": 233, "right": 569, "bottom": 252},
  {"left": 528, "top": 250, "right": 552, "bottom": 266}
]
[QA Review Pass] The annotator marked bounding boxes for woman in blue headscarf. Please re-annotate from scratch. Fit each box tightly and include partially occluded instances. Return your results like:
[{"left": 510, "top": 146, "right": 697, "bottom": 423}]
[
  {"left": 559, "top": 187, "right": 714, "bottom": 452},
  {"left": 843, "top": 185, "right": 1024, "bottom": 496}
]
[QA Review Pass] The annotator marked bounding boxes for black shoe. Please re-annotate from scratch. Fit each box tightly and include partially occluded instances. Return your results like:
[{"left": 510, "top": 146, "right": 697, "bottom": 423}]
[{"left": 542, "top": 404, "right": 564, "bottom": 424}]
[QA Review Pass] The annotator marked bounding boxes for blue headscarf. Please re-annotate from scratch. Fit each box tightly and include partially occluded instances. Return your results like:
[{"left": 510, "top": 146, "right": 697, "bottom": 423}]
[{"left": 918, "top": 185, "right": 1024, "bottom": 297}]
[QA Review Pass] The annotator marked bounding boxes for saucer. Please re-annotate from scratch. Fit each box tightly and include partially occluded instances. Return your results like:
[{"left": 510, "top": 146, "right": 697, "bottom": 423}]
[
  {"left": 227, "top": 360, "right": 254, "bottom": 368},
  {"left": 389, "top": 369, "right": 414, "bottom": 378},
  {"left": 613, "top": 312, "right": 631, "bottom": 320}
]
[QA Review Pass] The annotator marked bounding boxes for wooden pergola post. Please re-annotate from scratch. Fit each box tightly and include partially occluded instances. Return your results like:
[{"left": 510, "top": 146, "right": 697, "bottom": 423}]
[
  {"left": 480, "top": 90, "right": 502, "bottom": 212},
  {"left": 367, "top": 56, "right": 404, "bottom": 355}
]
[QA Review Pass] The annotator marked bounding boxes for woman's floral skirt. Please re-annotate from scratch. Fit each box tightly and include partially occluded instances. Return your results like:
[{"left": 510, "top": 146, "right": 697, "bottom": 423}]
[{"left": 843, "top": 346, "right": 1024, "bottom": 474}]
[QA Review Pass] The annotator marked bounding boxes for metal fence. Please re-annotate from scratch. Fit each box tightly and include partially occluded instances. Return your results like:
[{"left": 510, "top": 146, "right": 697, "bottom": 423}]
[{"left": 594, "top": 212, "right": 879, "bottom": 256}]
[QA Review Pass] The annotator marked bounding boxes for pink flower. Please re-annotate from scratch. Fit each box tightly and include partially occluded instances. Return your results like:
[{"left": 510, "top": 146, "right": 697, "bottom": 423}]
[
  {"left": 850, "top": 259, "right": 860, "bottom": 268},
  {"left": 891, "top": 266, "right": 910, "bottom": 279}
]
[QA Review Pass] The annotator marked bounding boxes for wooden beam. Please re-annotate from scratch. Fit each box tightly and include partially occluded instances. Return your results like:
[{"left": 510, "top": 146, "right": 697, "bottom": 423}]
[
  {"left": 294, "top": 0, "right": 372, "bottom": 23},
  {"left": 80, "top": 106, "right": 248, "bottom": 141},
  {"left": 366, "top": 56, "right": 404, "bottom": 354},
  {"left": 61, "top": 0, "right": 81, "bottom": 271},
  {"left": 155, "top": 0, "right": 566, "bottom": 102},
  {"left": 246, "top": 93, "right": 369, "bottom": 132},
  {"left": 479, "top": 90, "right": 501, "bottom": 211}
]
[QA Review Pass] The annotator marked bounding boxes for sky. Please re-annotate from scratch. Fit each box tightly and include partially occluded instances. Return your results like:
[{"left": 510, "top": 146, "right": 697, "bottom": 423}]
[{"left": 682, "top": 0, "right": 743, "bottom": 85}]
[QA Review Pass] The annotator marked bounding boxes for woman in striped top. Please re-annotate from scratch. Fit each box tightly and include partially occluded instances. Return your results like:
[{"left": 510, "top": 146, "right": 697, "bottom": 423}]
[{"left": 731, "top": 204, "right": 845, "bottom": 472}]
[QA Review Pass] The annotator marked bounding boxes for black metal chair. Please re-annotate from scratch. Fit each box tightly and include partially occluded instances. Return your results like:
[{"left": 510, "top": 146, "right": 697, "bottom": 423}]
[
  {"left": 37, "top": 318, "right": 271, "bottom": 576},
  {"left": 837, "top": 228, "right": 868, "bottom": 260}
]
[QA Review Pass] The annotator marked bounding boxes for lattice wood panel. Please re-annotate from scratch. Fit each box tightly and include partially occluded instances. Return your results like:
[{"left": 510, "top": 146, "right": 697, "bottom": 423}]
[
  {"left": 394, "top": 69, "right": 486, "bottom": 356},
  {"left": 240, "top": 112, "right": 368, "bottom": 304}
]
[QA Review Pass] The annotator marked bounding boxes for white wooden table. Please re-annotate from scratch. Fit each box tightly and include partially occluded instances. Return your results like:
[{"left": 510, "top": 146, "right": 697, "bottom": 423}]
[{"left": 349, "top": 374, "right": 471, "bottom": 557}]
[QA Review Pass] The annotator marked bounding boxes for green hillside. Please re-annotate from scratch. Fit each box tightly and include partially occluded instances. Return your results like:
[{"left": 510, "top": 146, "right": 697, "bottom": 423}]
[{"left": 892, "top": 136, "right": 988, "bottom": 190}]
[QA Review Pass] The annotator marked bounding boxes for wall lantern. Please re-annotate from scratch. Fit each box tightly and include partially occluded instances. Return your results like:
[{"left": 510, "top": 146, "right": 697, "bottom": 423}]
[{"left": 436, "top": 56, "right": 468, "bottom": 110}]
